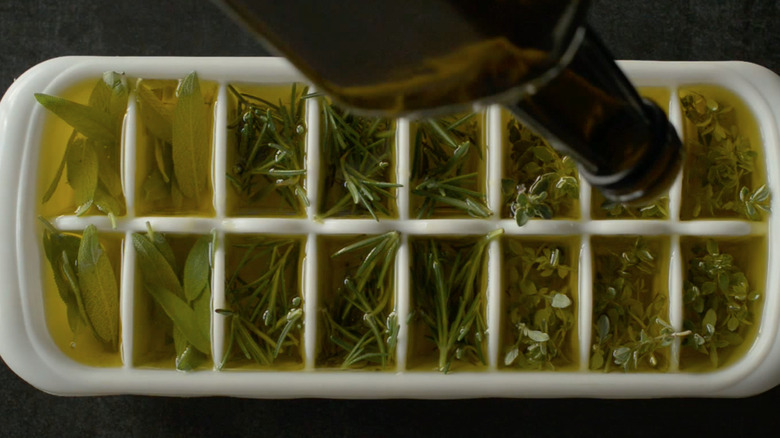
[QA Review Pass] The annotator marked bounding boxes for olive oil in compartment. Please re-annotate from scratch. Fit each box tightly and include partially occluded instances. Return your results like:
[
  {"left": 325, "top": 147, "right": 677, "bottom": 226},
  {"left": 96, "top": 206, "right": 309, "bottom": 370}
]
[
  {"left": 407, "top": 232, "right": 498, "bottom": 372},
  {"left": 501, "top": 110, "right": 579, "bottom": 224},
  {"left": 226, "top": 83, "right": 309, "bottom": 217},
  {"left": 132, "top": 231, "right": 213, "bottom": 370},
  {"left": 590, "top": 88, "right": 672, "bottom": 219},
  {"left": 135, "top": 75, "right": 217, "bottom": 216},
  {"left": 317, "top": 99, "right": 399, "bottom": 220},
  {"left": 679, "top": 85, "right": 769, "bottom": 221},
  {"left": 40, "top": 224, "right": 124, "bottom": 367},
  {"left": 410, "top": 112, "right": 490, "bottom": 219},
  {"left": 590, "top": 236, "right": 672, "bottom": 372},
  {"left": 500, "top": 236, "right": 579, "bottom": 371},
  {"left": 315, "top": 233, "right": 399, "bottom": 370},
  {"left": 36, "top": 75, "right": 128, "bottom": 219},
  {"left": 679, "top": 236, "right": 766, "bottom": 371},
  {"left": 219, "top": 234, "right": 306, "bottom": 370}
]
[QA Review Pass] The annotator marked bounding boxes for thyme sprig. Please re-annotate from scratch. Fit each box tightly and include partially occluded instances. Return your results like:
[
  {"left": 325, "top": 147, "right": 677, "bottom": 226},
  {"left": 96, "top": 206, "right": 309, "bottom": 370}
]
[
  {"left": 682, "top": 240, "right": 760, "bottom": 367},
  {"left": 681, "top": 91, "right": 770, "bottom": 220},
  {"left": 598, "top": 195, "right": 669, "bottom": 219},
  {"left": 590, "top": 237, "right": 686, "bottom": 372},
  {"left": 320, "top": 232, "right": 400, "bottom": 369},
  {"left": 317, "top": 98, "right": 400, "bottom": 220},
  {"left": 503, "top": 240, "right": 574, "bottom": 370},
  {"left": 411, "top": 230, "right": 502, "bottom": 373},
  {"left": 218, "top": 237, "right": 303, "bottom": 368},
  {"left": 503, "top": 118, "right": 578, "bottom": 226},
  {"left": 227, "top": 84, "right": 309, "bottom": 214},
  {"left": 411, "top": 113, "right": 491, "bottom": 218}
]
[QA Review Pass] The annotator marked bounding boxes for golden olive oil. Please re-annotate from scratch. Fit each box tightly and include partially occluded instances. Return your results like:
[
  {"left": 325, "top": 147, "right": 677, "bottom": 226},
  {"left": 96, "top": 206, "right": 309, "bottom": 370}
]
[
  {"left": 41, "top": 230, "right": 124, "bottom": 367},
  {"left": 135, "top": 78, "right": 217, "bottom": 216}
]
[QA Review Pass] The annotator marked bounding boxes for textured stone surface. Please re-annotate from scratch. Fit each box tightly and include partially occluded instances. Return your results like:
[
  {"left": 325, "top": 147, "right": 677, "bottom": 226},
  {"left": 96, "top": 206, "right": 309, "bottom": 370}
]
[{"left": 1, "top": 0, "right": 779, "bottom": 436}]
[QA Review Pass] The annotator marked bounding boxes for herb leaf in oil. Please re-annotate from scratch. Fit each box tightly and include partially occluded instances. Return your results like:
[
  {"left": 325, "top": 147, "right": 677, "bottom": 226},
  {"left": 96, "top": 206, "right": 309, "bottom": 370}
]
[
  {"left": 681, "top": 91, "right": 771, "bottom": 220},
  {"left": 228, "top": 84, "right": 309, "bottom": 214},
  {"left": 411, "top": 114, "right": 491, "bottom": 218},
  {"left": 317, "top": 97, "right": 400, "bottom": 220},
  {"left": 172, "top": 72, "right": 209, "bottom": 201},
  {"left": 411, "top": 230, "right": 502, "bottom": 373},
  {"left": 66, "top": 138, "right": 99, "bottom": 213},
  {"left": 503, "top": 118, "right": 578, "bottom": 226},
  {"left": 219, "top": 237, "right": 304, "bottom": 368},
  {"left": 34, "top": 93, "right": 116, "bottom": 145},
  {"left": 76, "top": 224, "right": 120, "bottom": 347},
  {"left": 319, "top": 232, "right": 399, "bottom": 369}
]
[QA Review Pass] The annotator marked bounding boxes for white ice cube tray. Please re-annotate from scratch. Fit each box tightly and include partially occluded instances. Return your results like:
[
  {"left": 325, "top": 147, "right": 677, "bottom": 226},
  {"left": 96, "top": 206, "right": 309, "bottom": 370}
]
[{"left": 1, "top": 57, "right": 780, "bottom": 398}]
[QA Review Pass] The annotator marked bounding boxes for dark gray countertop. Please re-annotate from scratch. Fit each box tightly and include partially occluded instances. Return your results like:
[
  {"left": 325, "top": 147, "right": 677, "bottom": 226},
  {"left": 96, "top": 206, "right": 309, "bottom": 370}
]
[{"left": 2, "top": 0, "right": 779, "bottom": 436}]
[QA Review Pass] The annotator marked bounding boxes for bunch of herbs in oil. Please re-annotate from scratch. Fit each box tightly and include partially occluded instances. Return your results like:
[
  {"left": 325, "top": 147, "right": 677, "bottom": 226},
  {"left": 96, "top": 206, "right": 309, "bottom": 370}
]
[
  {"left": 132, "top": 223, "right": 213, "bottom": 371},
  {"left": 319, "top": 232, "right": 399, "bottom": 369},
  {"left": 503, "top": 240, "right": 575, "bottom": 370},
  {"left": 227, "top": 84, "right": 308, "bottom": 215},
  {"left": 502, "top": 118, "right": 579, "bottom": 227},
  {"left": 218, "top": 236, "right": 304, "bottom": 368},
  {"left": 590, "top": 237, "right": 686, "bottom": 372},
  {"left": 681, "top": 240, "right": 760, "bottom": 368},
  {"left": 596, "top": 193, "right": 669, "bottom": 219},
  {"left": 410, "top": 113, "right": 491, "bottom": 218},
  {"left": 40, "top": 218, "right": 120, "bottom": 350},
  {"left": 137, "top": 72, "right": 213, "bottom": 214},
  {"left": 410, "top": 230, "right": 502, "bottom": 373},
  {"left": 316, "top": 97, "right": 399, "bottom": 220},
  {"left": 36, "top": 72, "right": 128, "bottom": 227},
  {"left": 680, "top": 91, "right": 770, "bottom": 220}
]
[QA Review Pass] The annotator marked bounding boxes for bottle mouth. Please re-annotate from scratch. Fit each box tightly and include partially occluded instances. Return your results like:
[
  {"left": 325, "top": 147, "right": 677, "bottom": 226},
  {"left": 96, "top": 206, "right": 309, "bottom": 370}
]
[{"left": 580, "top": 100, "right": 684, "bottom": 204}]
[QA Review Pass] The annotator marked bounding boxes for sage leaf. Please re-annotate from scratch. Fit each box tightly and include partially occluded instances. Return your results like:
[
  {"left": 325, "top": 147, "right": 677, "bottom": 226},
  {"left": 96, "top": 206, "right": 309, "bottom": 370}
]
[
  {"left": 66, "top": 139, "right": 99, "bottom": 209},
  {"left": 138, "top": 84, "right": 173, "bottom": 143},
  {"left": 144, "top": 222, "right": 177, "bottom": 274},
  {"left": 42, "top": 131, "right": 75, "bottom": 203},
  {"left": 35, "top": 93, "right": 116, "bottom": 144},
  {"left": 183, "top": 235, "right": 211, "bottom": 302},
  {"left": 172, "top": 72, "right": 209, "bottom": 200},
  {"left": 193, "top": 284, "right": 212, "bottom": 339},
  {"left": 132, "top": 233, "right": 182, "bottom": 297},
  {"left": 146, "top": 284, "right": 210, "bottom": 355},
  {"left": 77, "top": 225, "right": 120, "bottom": 347}
]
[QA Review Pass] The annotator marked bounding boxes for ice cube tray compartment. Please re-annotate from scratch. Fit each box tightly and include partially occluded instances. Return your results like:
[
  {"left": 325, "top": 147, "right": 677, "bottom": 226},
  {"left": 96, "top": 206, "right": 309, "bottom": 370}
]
[{"left": 1, "top": 57, "right": 780, "bottom": 397}]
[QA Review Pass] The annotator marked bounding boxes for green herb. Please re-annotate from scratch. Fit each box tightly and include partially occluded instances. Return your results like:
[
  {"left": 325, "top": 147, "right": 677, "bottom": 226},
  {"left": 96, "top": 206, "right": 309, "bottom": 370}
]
[
  {"left": 682, "top": 240, "right": 760, "bottom": 367},
  {"left": 36, "top": 72, "right": 128, "bottom": 226},
  {"left": 40, "top": 218, "right": 119, "bottom": 349},
  {"left": 227, "top": 85, "right": 308, "bottom": 214},
  {"left": 680, "top": 91, "right": 770, "bottom": 220},
  {"left": 598, "top": 195, "right": 669, "bottom": 219},
  {"left": 411, "top": 113, "right": 491, "bottom": 218},
  {"left": 411, "top": 230, "right": 502, "bottom": 373},
  {"left": 218, "top": 237, "right": 304, "bottom": 368},
  {"left": 590, "top": 238, "right": 686, "bottom": 372},
  {"left": 132, "top": 223, "right": 213, "bottom": 371},
  {"left": 319, "top": 232, "right": 399, "bottom": 369},
  {"left": 503, "top": 240, "right": 574, "bottom": 370},
  {"left": 138, "top": 73, "right": 212, "bottom": 211},
  {"left": 317, "top": 97, "right": 400, "bottom": 220},
  {"left": 503, "top": 118, "right": 578, "bottom": 226}
]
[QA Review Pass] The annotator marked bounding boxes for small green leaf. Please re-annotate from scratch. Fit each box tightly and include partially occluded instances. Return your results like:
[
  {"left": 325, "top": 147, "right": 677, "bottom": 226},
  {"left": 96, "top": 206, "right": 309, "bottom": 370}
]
[
  {"left": 35, "top": 93, "right": 116, "bottom": 144},
  {"left": 137, "top": 83, "right": 174, "bottom": 142},
  {"left": 146, "top": 284, "right": 210, "bottom": 355},
  {"left": 132, "top": 233, "right": 182, "bottom": 297},
  {"left": 172, "top": 72, "right": 209, "bottom": 200},
  {"left": 66, "top": 139, "right": 99, "bottom": 209},
  {"left": 184, "top": 235, "right": 212, "bottom": 302},
  {"left": 551, "top": 293, "right": 572, "bottom": 309},
  {"left": 77, "top": 225, "right": 119, "bottom": 347}
]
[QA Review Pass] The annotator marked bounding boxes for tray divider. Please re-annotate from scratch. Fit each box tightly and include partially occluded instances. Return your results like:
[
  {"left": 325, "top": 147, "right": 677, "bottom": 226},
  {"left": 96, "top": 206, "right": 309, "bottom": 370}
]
[{"left": 120, "top": 230, "right": 137, "bottom": 368}]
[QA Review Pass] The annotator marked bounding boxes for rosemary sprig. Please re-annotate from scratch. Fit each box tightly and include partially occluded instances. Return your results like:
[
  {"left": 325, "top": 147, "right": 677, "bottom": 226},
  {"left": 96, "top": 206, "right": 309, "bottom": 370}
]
[
  {"left": 411, "top": 230, "right": 502, "bottom": 373},
  {"left": 227, "top": 84, "right": 309, "bottom": 215},
  {"left": 503, "top": 240, "right": 575, "bottom": 370},
  {"left": 590, "top": 237, "right": 687, "bottom": 372},
  {"left": 217, "top": 237, "right": 304, "bottom": 368},
  {"left": 132, "top": 223, "right": 213, "bottom": 371},
  {"left": 36, "top": 72, "right": 128, "bottom": 227},
  {"left": 317, "top": 97, "right": 400, "bottom": 220},
  {"left": 411, "top": 113, "right": 491, "bottom": 218},
  {"left": 503, "top": 118, "right": 579, "bottom": 226},
  {"left": 682, "top": 240, "right": 760, "bottom": 368},
  {"left": 319, "top": 232, "right": 400, "bottom": 369},
  {"left": 680, "top": 91, "right": 770, "bottom": 220}
]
